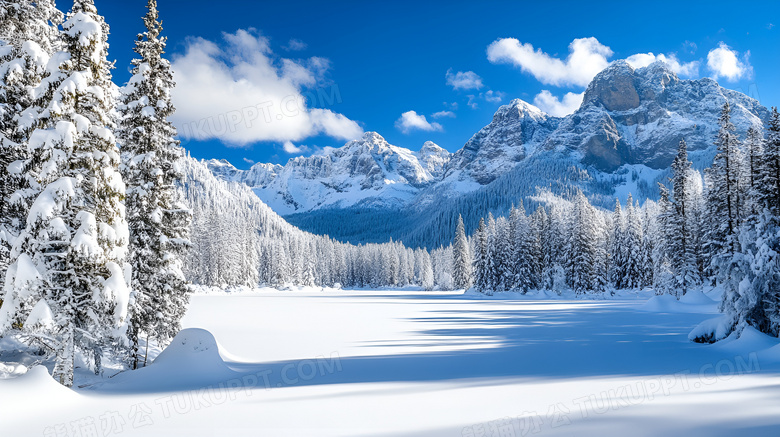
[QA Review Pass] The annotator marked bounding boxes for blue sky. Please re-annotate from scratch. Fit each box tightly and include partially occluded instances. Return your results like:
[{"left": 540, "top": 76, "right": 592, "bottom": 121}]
[{"left": 93, "top": 0, "right": 779, "bottom": 168}]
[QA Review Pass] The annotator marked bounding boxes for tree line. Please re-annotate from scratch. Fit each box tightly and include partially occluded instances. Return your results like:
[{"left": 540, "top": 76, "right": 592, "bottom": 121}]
[{"left": 457, "top": 102, "right": 780, "bottom": 343}]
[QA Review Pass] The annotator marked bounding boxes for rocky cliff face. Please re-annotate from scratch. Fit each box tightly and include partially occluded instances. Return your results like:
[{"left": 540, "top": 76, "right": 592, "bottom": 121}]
[{"left": 543, "top": 60, "right": 768, "bottom": 171}]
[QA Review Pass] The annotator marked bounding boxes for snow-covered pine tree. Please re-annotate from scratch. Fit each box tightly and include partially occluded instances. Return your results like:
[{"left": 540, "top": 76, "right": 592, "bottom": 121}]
[
  {"left": 745, "top": 125, "right": 765, "bottom": 215},
  {"left": 758, "top": 108, "right": 780, "bottom": 213},
  {"left": 493, "top": 216, "right": 513, "bottom": 291},
  {"left": 0, "top": 0, "right": 130, "bottom": 386},
  {"left": 623, "top": 195, "right": 644, "bottom": 289},
  {"left": 452, "top": 214, "right": 471, "bottom": 290},
  {"left": 608, "top": 199, "right": 626, "bottom": 288},
  {"left": 417, "top": 248, "right": 434, "bottom": 291},
  {"left": 653, "top": 184, "right": 677, "bottom": 295},
  {"left": 715, "top": 108, "right": 780, "bottom": 340},
  {"left": 510, "top": 204, "right": 537, "bottom": 293},
  {"left": 639, "top": 200, "right": 657, "bottom": 288},
  {"left": 565, "top": 193, "right": 599, "bottom": 294},
  {"left": 705, "top": 103, "right": 746, "bottom": 280},
  {"left": 118, "top": 0, "right": 192, "bottom": 368},
  {"left": 0, "top": 0, "right": 62, "bottom": 280},
  {"left": 484, "top": 213, "right": 500, "bottom": 292},
  {"left": 666, "top": 138, "right": 700, "bottom": 296},
  {"left": 472, "top": 218, "right": 488, "bottom": 293},
  {"left": 750, "top": 112, "right": 780, "bottom": 333}
]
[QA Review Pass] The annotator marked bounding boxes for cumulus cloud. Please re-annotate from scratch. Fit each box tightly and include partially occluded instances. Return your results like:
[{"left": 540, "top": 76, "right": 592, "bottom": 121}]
[
  {"left": 243, "top": 157, "right": 255, "bottom": 165},
  {"left": 482, "top": 90, "right": 505, "bottom": 103},
  {"left": 282, "top": 141, "right": 309, "bottom": 154},
  {"left": 445, "top": 69, "right": 484, "bottom": 90},
  {"left": 466, "top": 95, "right": 478, "bottom": 109},
  {"left": 431, "top": 110, "right": 456, "bottom": 119},
  {"left": 284, "top": 38, "right": 307, "bottom": 51},
  {"left": 395, "top": 111, "right": 443, "bottom": 134},
  {"left": 487, "top": 37, "right": 612, "bottom": 87},
  {"left": 533, "top": 90, "right": 584, "bottom": 117},
  {"left": 625, "top": 52, "right": 699, "bottom": 77},
  {"left": 706, "top": 42, "right": 753, "bottom": 81},
  {"left": 170, "top": 29, "right": 362, "bottom": 147}
]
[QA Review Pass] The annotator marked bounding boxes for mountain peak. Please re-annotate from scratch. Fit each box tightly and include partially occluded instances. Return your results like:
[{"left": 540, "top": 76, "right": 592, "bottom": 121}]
[
  {"left": 583, "top": 60, "right": 640, "bottom": 111},
  {"left": 504, "top": 99, "right": 547, "bottom": 118},
  {"left": 361, "top": 131, "right": 386, "bottom": 143},
  {"left": 420, "top": 141, "right": 445, "bottom": 153}
]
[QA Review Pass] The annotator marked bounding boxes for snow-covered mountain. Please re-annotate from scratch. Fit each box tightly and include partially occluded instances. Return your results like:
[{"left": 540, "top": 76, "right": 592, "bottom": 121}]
[
  {"left": 205, "top": 60, "right": 769, "bottom": 247},
  {"left": 206, "top": 132, "right": 451, "bottom": 214},
  {"left": 543, "top": 60, "right": 767, "bottom": 171},
  {"left": 442, "top": 99, "right": 560, "bottom": 187}
]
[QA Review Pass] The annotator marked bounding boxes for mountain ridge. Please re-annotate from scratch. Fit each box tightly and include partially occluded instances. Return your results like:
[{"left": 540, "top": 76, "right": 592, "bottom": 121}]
[{"left": 204, "top": 60, "right": 770, "bottom": 248}]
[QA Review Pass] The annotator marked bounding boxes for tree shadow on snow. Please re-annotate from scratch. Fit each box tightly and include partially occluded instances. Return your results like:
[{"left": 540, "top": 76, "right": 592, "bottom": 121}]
[{"left": 86, "top": 300, "right": 780, "bottom": 395}]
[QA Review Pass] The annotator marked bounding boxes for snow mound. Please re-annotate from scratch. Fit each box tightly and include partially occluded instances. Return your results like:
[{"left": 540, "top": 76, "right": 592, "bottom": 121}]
[
  {"left": 641, "top": 294, "right": 680, "bottom": 312},
  {"left": 0, "top": 365, "right": 76, "bottom": 403},
  {"left": 729, "top": 326, "right": 780, "bottom": 350},
  {"left": 94, "top": 328, "right": 240, "bottom": 393},
  {"left": 641, "top": 292, "right": 718, "bottom": 314},
  {"left": 153, "top": 328, "right": 230, "bottom": 371},
  {"left": 688, "top": 315, "right": 731, "bottom": 343},
  {"left": 679, "top": 289, "right": 715, "bottom": 304}
]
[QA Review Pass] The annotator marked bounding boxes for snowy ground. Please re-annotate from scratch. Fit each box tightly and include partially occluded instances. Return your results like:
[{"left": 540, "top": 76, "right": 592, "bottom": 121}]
[{"left": 3, "top": 287, "right": 780, "bottom": 436}]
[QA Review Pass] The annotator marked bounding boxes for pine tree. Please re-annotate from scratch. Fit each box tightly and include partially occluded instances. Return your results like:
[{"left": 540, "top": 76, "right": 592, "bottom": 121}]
[
  {"left": 654, "top": 184, "right": 676, "bottom": 295},
  {"left": 745, "top": 125, "right": 764, "bottom": 215},
  {"left": 0, "top": 0, "right": 62, "bottom": 280},
  {"left": 716, "top": 108, "right": 780, "bottom": 340},
  {"left": 452, "top": 214, "right": 471, "bottom": 290},
  {"left": 667, "top": 139, "right": 700, "bottom": 295},
  {"left": 705, "top": 103, "right": 746, "bottom": 277},
  {"left": 565, "top": 193, "right": 599, "bottom": 294},
  {"left": 0, "top": 0, "right": 130, "bottom": 386},
  {"left": 118, "top": 0, "right": 192, "bottom": 369},
  {"left": 484, "top": 213, "right": 500, "bottom": 292},
  {"left": 472, "top": 218, "right": 488, "bottom": 293},
  {"left": 608, "top": 199, "right": 626, "bottom": 288},
  {"left": 510, "top": 204, "right": 537, "bottom": 292},
  {"left": 758, "top": 108, "right": 780, "bottom": 214},
  {"left": 493, "top": 216, "right": 512, "bottom": 291},
  {"left": 623, "top": 195, "right": 644, "bottom": 289}
]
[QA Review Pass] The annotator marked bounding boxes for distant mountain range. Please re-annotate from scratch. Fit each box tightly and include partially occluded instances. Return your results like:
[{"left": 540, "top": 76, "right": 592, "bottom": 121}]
[{"left": 202, "top": 60, "right": 769, "bottom": 248}]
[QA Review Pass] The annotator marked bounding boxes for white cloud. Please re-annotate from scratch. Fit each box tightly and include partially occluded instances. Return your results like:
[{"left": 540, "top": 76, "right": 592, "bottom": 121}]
[
  {"left": 533, "top": 90, "right": 584, "bottom": 117},
  {"left": 170, "top": 29, "right": 363, "bottom": 147},
  {"left": 431, "top": 110, "right": 456, "bottom": 119},
  {"left": 482, "top": 90, "right": 505, "bottom": 103},
  {"left": 284, "top": 38, "right": 307, "bottom": 51},
  {"left": 282, "top": 141, "right": 309, "bottom": 154},
  {"left": 466, "top": 95, "right": 478, "bottom": 109},
  {"left": 395, "top": 111, "right": 443, "bottom": 134},
  {"left": 625, "top": 52, "right": 699, "bottom": 77},
  {"left": 706, "top": 42, "right": 753, "bottom": 81},
  {"left": 683, "top": 40, "right": 697, "bottom": 54},
  {"left": 487, "top": 37, "right": 612, "bottom": 87},
  {"left": 445, "top": 69, "right": 484, "bottom": 90},
  {"left": 243, "top": 157, "right": 255, "bottom": 165}
]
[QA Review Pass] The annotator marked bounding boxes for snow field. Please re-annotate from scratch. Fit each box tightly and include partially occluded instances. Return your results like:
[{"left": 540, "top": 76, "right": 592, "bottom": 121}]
[{"left": 2, "top": 288, "right": 780, "bottom": 436}]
